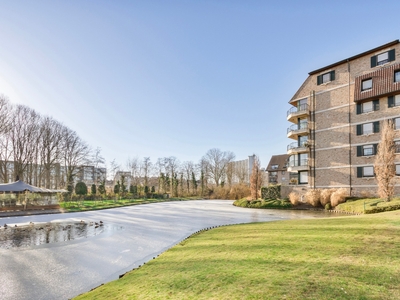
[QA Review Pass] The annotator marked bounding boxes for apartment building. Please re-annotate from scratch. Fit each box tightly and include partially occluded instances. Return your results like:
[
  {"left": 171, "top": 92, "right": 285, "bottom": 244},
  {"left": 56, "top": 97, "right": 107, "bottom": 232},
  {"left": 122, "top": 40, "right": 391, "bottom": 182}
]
[{"left": 287, "top": 40, "right": 400, "bottom": 196}]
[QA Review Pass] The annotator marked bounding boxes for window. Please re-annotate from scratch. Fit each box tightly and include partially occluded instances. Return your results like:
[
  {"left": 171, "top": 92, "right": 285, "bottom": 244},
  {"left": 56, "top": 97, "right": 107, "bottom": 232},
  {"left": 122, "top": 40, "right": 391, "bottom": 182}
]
[
  {"left": 371, "top": 49, "right": 395, "bottom": 67},
  {"left": 363, "top": 145, "right": 374, "bottom": 156},
  {"left": 356, "top": 100, "right": 379, "bottom": 114},
  {"left": 271, "top": 164, "right": 278, "bottom": 170},
  {"left": 361, "top": 78, "right": 372, "bottom": 91},
  {"left": 388, "top": 95, "right": 400, "bottom": 107},
  {"left": 377, "top": 52, "right": 389, "bottom": 65},
  {"left": 397, "top": 165, "right": 400, "bottom": 176},
  {"left": 299, "top": 118, "right": 308, "bottom": 130},
  {"left": 395, "top": 141, "right": 400, "bottom": 153},
  {"left": 395, "top": 70, "right": 400, "bottom": 83},
  {"left": 395, "top": 118, "right": 400, "bottom": 130},
  {"left": 299, "top": 171, "right": 308, "bottom": 184},
  {"left": 299, "top": 153, "right": 308, "bottom": 166},
  {"left": 357, "top": 166, "right": 374, "bottom": 178},
  {"left": 356, "top": 121, "right": 379, "bottom": 135},
  {"left": 357, "top": 144, "right": 377, "bottom": 156},
  {"left": 317, "top": 71, "right": 335, "bottom": 85},
  {"left": 281, "top": 171, "right": 285, "bottom": 175},
  {"left": 363, "top": 123, "right": 372, "bottom": 134}
]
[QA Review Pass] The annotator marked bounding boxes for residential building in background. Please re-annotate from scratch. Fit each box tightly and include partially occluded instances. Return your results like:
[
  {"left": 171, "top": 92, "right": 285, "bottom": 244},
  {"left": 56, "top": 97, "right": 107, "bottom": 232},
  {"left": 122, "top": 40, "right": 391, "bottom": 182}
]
[
  {"left": 286, "top": 39, "right": 400, "bottom": 197},
  {"left": 227, "top": 154, "right": 256, "bottom": 185},
  {"left": 265, "top": 154, "right": 296, "bottom": 185}
]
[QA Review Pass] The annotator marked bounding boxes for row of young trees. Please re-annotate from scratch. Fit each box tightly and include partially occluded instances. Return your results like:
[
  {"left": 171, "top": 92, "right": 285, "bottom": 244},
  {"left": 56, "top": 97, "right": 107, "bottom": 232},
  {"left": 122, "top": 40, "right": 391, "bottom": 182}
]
[
  {"left": 0, "top": 95, "right": 104, "bottom": 190},
  {"left": 107, "top": 149, "right": 263, "bottom": 199}
]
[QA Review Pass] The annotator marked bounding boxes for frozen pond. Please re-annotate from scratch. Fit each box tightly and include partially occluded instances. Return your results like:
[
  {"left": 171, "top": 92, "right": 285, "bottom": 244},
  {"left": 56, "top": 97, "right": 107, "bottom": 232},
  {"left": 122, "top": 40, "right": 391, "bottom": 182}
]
[{"left": 0, "top": 200, "right": 343, "bottom": 300}]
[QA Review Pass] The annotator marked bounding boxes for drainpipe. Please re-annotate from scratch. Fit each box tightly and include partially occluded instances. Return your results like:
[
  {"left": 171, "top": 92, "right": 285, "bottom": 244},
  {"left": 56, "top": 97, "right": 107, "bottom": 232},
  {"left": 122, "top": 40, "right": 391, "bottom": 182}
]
[{"left": 347, "top": 59, "right": 352, "bottom": 196}]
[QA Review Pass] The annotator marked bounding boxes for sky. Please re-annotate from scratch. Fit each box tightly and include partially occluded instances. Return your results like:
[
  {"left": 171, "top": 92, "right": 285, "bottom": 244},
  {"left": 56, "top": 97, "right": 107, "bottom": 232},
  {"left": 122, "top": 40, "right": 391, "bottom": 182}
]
[{"left": 0, "top": 0, "right": 400, "bottom": 170}]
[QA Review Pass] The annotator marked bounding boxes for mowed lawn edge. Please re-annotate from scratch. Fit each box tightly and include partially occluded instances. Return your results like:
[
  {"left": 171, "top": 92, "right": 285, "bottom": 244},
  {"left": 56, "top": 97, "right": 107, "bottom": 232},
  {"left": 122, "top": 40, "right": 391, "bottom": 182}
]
[{"left": 75, "top": 211, "right": 400, "bottom": 300}]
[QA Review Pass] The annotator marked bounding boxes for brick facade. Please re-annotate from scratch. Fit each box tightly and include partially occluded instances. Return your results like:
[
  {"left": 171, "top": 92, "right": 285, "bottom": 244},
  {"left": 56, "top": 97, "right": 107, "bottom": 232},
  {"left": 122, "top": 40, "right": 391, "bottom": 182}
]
[{"left": 286, "top": 40, "right": 400, "bottom": 197}]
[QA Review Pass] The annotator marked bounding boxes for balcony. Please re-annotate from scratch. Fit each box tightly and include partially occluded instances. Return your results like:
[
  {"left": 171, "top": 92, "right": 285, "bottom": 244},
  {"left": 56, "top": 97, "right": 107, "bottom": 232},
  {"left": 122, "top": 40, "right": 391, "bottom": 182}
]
[
  {"left": 287, "top": 123, "right": 309, "bottom": 139},
  {"left": 287, "top": 141, "right": 309, "bottom": 155},
  {"left": 287, "top": 159, "right": 308, "bottom": 172},
  {"left": 287, "top": 103, "right": 309, "bottom": 123}
]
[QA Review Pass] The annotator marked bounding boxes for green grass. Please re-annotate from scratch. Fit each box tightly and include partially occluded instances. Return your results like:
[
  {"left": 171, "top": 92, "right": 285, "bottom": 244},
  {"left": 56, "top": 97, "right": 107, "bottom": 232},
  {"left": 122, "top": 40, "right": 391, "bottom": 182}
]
[
  {"left": 336, "top": 197, "right": 400, "bottom": 214},
  {"left": 60, "top": 197, "right": 199, "bottom": 212},
  {"left": 233, "top": 198, "right": 292, "bottom": 209},
  {"left": 75, "top": 210, "right": 400, "bottom": 300}
]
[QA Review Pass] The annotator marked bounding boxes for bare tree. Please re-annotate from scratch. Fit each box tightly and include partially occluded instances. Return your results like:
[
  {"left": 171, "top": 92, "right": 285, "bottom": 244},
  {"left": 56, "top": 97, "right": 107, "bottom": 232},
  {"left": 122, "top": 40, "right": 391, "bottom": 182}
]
[
  {"left": 250, "top": 156, "right": 262, "bottom": 200},
  {"left": 127, "top": 157, "right": 141, "bottom": 186},
  {"left": 61, "top": 127, "right": 90, "bottom": 190},
  {"left": 0, "top": 96, "right": 13, "bottom": 182},
  {"left": 374, "top": 119, "right": 396, "bottom": 201},
  {"left": 109, "top": 159, "right": 120, "bottom": 183},
  {"left": 164, "top": 156, "right": 180, "bottom": 196},
  {"left": 141, "top": 157, "right": 152, "bottom": 187},
  {"left": 8, "top": 105, "right": 42, "bottom": 181},
  {"left": 202, "top": 148, "right": 235, "bottom": 186},
  {"left": 39, "top": 116, "right": 64, "bottom": 188},
  {"left": 182, "top": 161, "right": 194, "bottom": 195},
  {"left": 90, "top": 147, "right": 106, "bottom": 185}
]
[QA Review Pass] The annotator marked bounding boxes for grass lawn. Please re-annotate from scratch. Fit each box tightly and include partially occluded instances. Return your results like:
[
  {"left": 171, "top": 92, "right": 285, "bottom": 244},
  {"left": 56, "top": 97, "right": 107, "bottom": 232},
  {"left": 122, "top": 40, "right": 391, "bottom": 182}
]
[
  {"left": 336, "top": 197, "right": 400, "bottom": 214},
  {"left": 60, "top": 197, "right": 198, "bottom": 212},
  {"left": 75, "top": 210, "right": 400, "bottom": 300}
]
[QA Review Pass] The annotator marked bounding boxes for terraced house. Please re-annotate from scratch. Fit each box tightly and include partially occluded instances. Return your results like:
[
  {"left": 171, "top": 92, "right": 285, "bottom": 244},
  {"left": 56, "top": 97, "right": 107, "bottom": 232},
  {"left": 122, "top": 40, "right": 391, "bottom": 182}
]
[{"left": 286, "top": 40, "right": 400, "bottom": 196}]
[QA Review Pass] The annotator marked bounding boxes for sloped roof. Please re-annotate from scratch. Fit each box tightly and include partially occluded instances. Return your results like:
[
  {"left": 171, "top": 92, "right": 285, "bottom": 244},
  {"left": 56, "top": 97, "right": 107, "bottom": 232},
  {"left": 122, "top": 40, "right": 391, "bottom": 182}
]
[
  {"left": 266, "top": 154, "right": 289, "bottom": 171},
  {"left": 0, "top": 180, "right": 67, "bottom": 193}
]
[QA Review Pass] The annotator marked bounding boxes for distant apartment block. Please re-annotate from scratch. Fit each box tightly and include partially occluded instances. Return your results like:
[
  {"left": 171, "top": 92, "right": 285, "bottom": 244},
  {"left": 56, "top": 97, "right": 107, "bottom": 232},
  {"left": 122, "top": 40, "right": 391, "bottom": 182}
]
[
  {"left": 228, "top": 155, "right": 256, "bottom": 185},
  {"left": 287, "top": 40, "right": 400, "bottom": 196}
]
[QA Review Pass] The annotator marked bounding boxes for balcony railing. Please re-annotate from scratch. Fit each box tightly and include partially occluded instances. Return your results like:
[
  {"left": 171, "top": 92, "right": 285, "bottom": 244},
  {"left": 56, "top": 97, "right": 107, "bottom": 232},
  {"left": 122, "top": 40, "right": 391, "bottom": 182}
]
[
  {"left": 288, "top": 159, "right": 308, "bottom": 167},
  {"left": 287, "top": 123, "right": 308, "bottom": 134},
  {"left": 287, "top": 141, "right": 309, "bottom": 151},
  {"left": 268, "top": 176, "right": 278, "bottom": 183},
  {"left": 287, "top": 103, "right": 309, "bottom": 117}
]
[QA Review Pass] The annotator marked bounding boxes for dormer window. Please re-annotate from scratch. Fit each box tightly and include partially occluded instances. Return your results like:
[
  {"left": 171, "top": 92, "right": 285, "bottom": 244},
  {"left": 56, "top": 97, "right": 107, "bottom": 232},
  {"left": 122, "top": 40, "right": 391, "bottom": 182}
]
[
  {"left": 317, "top": 71, "right": 335, "bottom": 85},
  {"left": 395, "top": 70, "right": 400, "bottom": 82},
  {"left": 361, "top": 78, "right": 372, "bottom": 91},
  {"left": 371, "top": 49, "right": 395, "bottom": 67}
]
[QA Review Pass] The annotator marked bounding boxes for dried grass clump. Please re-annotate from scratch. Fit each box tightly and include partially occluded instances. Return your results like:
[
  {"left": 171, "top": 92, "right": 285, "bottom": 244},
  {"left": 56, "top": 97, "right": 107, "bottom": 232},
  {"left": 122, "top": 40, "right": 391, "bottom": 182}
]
[
  {"left": 210, "top": 186, "right": 230, "bottom": 199},
  {"left": 320, "top": 189, "right": 336, "bottom": 207},
  {"left": 330, "top": 188, "right": 349, "bottom": 207},
  {"left": 229, "top": 184, "right": 251, "bottom": 200},
  {"left": 305, "top": 189, "right": 321, "bottom": 207},
  {"left": 288, "top": 192, "right": 299, "bottom": 206}
]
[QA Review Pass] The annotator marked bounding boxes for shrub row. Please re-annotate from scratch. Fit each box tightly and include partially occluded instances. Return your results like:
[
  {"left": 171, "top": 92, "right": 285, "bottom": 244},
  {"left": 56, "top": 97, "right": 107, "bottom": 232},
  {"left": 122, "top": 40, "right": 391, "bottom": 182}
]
[
  {"left": 364, "top": 204, "right": 400, "bottom": 214},
  {"left": 261, "top": 185, "right": 281, "bottom": 200},
  {"left": 233, "top": 198, "right": 292, "bottom": 209}
]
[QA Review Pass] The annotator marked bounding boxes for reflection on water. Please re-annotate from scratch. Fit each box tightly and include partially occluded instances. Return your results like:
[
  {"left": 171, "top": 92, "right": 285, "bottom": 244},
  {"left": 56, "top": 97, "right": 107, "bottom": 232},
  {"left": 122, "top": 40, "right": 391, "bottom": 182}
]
[
  {"left": 250, "top": 208, "right": 347, "bottom": 223},
  {"left": 0, "top": 222, "right": 123, "bottom": 249}
]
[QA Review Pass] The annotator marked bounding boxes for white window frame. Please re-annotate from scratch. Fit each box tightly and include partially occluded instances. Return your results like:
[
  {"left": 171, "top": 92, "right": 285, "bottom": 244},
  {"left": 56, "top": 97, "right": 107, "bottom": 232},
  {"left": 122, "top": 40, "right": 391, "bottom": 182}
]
[
  {"left": 395, "top": 70, "right": 400, "bottom": 83},
  {"left": 361, "top": 101, "right": 373, "bottom": 113},
  {"left": 322, "top": 72, "right": 331, "bottom": 83},
  {"left": 395, "top": 118, "right": 400, "bottom": 130},
  {"left": 299, "top": 171, "right": 308, "bottom": 184},
  {"left": 363, "top": 145, "right": 374, "bottom": 156},
  {"left": 377, "top": 51, "right": 389, "bottom": 65},
  {"left": 362, "top": 79, "right": 372, "bottom": 91},
  {"left": 362, "top": 123, "right": 373, "bottom": 135},
  {"left": 363, "top": 166, "right": 374, "bottom": 177},
  {"left": 395, "top": 141, "right": 400, "bottom": 153}
]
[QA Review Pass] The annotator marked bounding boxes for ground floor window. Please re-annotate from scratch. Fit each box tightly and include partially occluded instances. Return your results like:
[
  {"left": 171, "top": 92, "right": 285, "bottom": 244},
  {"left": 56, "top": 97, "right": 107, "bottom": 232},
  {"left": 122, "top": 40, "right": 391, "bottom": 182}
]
[{"left": 299, "top": 171, "right": 308, "bottom": 184}]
